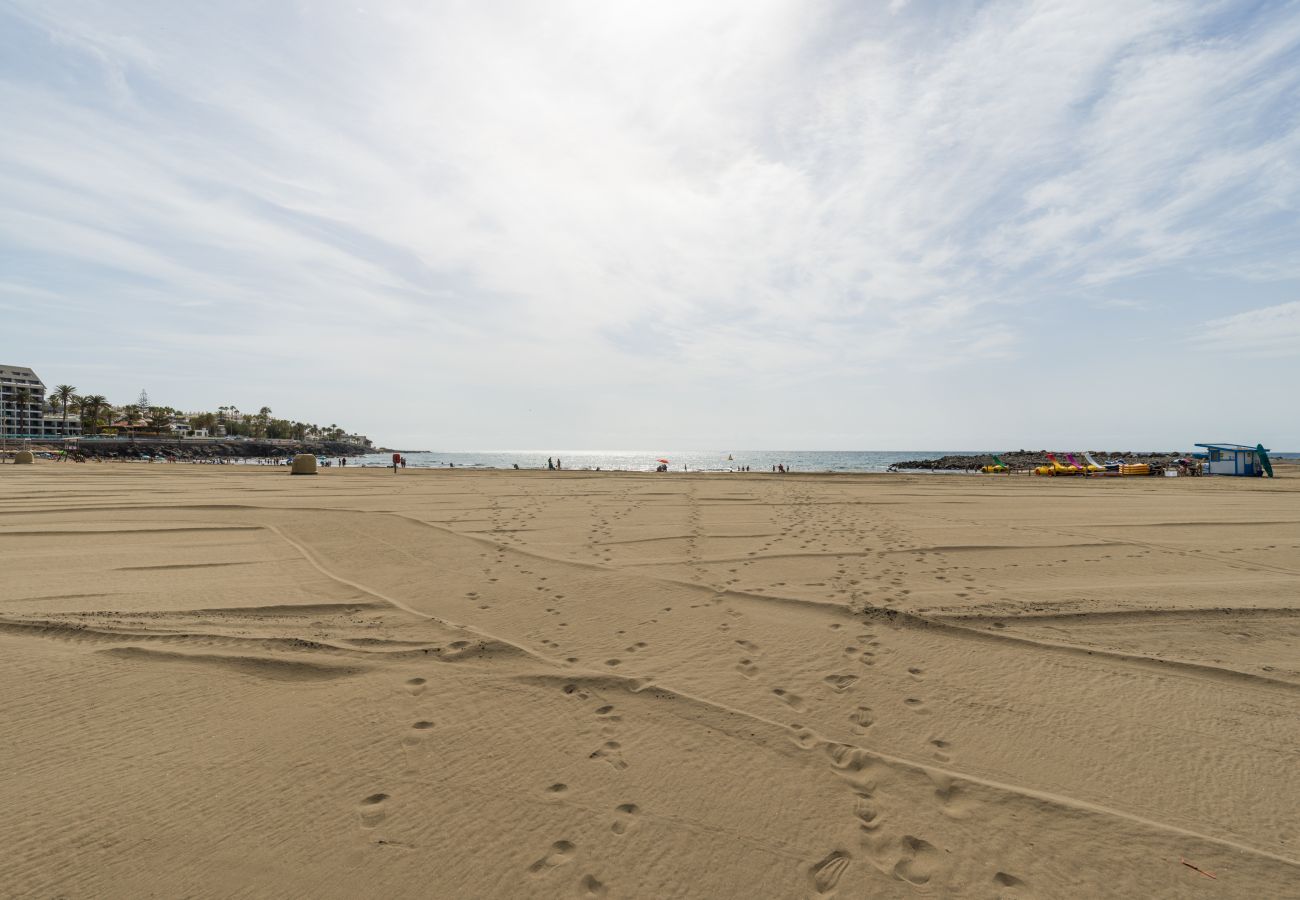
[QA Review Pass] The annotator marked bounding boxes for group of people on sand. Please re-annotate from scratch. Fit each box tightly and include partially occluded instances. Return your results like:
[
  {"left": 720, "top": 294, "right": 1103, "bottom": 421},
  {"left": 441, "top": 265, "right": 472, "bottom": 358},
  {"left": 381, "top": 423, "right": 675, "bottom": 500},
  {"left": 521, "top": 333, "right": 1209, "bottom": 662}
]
[{"left": 546, "top": 457, "right": 563, "bottom": 470}]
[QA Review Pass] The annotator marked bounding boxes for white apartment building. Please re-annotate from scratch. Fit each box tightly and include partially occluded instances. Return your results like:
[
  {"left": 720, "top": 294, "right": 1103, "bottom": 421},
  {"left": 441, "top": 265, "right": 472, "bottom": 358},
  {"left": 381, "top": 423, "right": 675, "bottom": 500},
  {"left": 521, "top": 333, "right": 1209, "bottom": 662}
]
[{"left": 0, "top": 365, "right": 82, "bottom": 441}]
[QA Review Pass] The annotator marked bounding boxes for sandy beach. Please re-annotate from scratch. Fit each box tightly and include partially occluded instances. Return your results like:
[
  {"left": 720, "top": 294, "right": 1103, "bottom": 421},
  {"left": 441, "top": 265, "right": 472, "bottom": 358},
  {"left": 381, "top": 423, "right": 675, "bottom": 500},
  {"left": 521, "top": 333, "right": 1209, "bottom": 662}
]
[{"left": 2, "top": 465, "right": 1297, "bottom": 898}]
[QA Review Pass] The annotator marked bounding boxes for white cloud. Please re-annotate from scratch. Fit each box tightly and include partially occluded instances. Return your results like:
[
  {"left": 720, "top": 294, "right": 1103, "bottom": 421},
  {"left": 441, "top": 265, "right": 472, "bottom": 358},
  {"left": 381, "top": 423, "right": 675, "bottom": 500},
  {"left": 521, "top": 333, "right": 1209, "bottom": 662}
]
[{"left": 1195, "top": 301, "right": 1300, "bottom": 357}]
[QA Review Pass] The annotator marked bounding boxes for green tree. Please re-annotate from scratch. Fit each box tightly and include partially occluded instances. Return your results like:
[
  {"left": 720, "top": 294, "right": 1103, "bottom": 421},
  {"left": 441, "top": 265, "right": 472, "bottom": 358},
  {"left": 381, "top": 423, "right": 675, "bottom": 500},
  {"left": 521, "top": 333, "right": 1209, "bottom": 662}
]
[
  {"left": 256, "top": 406, "right": 271, "bottom": 438},
  {"left": 80, "top": 395, "right": 107, "bottom": 434},
  {"left": 14, "top": 387, "right": 32, "bottom": 438},
  {"left": 148, "top": 407, "right": 171, "bottom": 433},
  {"left": 122, "top": 404, "right": 142, "bottom": 442},
  {"left": 52, "top": 385, "right": 77, "bottom": 431}
]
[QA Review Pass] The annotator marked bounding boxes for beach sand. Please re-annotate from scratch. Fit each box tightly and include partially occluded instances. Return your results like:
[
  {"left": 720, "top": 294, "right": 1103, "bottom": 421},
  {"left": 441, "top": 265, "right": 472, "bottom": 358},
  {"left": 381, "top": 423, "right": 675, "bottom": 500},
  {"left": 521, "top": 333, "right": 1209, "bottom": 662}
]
[{"left": 2, "top": 465, "right": 1297, "bottom": 898}]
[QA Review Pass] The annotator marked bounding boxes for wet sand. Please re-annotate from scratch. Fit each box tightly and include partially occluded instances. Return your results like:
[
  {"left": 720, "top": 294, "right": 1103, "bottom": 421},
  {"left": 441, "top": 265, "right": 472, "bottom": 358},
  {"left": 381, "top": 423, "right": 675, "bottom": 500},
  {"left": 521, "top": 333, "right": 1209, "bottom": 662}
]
[{"left": 2, "top": 465, "right": 1297, "bottom": 898}]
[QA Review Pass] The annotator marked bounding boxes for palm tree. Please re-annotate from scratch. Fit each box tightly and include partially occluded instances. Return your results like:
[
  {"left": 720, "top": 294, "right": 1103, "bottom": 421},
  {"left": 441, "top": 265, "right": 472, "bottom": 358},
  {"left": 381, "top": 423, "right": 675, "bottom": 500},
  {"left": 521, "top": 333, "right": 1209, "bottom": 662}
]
[
  {"left": 256, "top": 406, "right": 271, "bottom": 438},
  {"left": 14, "top": 387, "right": 32, "bottom": 438},
  {"left": 53, "top": 385, "right": 76, "bottom": 431},
  {"left": 80, "top": 395, "right": 107, "bottom": 435}
]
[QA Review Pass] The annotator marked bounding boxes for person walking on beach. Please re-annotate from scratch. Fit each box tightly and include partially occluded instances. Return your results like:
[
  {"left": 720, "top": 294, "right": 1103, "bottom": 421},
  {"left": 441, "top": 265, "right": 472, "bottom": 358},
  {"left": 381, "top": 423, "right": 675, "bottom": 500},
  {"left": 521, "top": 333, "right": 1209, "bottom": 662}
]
[{"left": 556, "top": 458, "right": 562, "bottom": 470}]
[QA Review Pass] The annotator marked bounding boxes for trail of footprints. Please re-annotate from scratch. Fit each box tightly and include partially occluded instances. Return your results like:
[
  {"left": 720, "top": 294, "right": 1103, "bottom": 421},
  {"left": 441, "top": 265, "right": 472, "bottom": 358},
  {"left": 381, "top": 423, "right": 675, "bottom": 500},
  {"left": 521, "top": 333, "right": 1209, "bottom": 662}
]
[
  {"left": 376, "top": 484, "right": 1020, "bottom": 895},
  {"left": 368, "top": 673, "right": 640, "bottom": 894},
  {"left": 356, "top": 678, "right": 441, "bottom": 840},
  {"left": 795, "top": 727, "right": 1018, "bottom": 896},
  {"left": 526, "top": 683, "right": 647, "bottom": 895},
  {"left": 753, "top": 618, "right": 994, "bottom": 897}
]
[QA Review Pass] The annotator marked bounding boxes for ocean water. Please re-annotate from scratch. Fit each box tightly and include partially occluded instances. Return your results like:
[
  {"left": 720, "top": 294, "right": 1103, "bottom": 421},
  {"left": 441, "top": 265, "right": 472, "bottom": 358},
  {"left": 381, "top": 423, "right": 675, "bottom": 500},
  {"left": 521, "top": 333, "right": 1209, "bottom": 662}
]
[
  {"left": 354, "top": 450, "right": 990, "bottom": 472},
  {"left": 354, "top": 448, "right": 1299, "bottom": 472}
]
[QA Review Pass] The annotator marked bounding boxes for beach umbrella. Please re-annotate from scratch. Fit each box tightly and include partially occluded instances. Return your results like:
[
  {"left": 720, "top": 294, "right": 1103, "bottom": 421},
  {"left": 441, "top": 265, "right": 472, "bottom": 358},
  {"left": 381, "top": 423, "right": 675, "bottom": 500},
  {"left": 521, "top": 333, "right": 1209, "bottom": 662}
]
[{"left": 657, "top": 458, "right": 669, "bottom": 464}]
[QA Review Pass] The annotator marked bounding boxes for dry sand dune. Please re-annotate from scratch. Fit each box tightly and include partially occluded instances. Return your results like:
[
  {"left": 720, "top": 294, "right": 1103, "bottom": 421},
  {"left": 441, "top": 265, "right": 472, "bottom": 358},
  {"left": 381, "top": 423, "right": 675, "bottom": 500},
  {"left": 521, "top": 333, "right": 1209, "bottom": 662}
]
[{"left": 2, "top": 465, "right": 1298, "bottom": 898}]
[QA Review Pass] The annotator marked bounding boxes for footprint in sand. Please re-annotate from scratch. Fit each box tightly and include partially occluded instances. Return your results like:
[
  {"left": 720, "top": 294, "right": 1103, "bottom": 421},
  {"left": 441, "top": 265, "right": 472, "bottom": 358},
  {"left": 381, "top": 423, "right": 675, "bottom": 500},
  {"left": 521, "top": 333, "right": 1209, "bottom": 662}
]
[
  {"left": 604, "top": 659, "right": 622, "bottom": 668},
  {"left": 823, "top": 674, "right": 859, "bottom": 693},
  {"left": 771, "top": 688, "right": 805, "bottom": 711},
  {"left": 736, "top": 658, "right": 759, "bottom": 678},
  {"left": 903, "top": 697, "right": 928, "bottom": 713},
  {"left": 931, "top": 774, "right": 975, "bottom": 819},
  {"left": 402, "top": 721, "right": 435, "bottom": 766},
  {"left": 590, "top": 740, "right": 628, "bottom": 770},
  {"left": 929, "top": 738, "right": 952, "bottom": 762},
  {"left": 808, "top": 850, "right": 852, "bottom": 895},
  {"left": 853, "top": 793, "right": 883, "bottom": 831},
  {"left": 358, "top": 793, "right": 390, "bottom": 828},
  {"left": 907, "top": 667, "right": 925, "bottom": 679},
  {"left": 789, "top": 726, "right": 820, "bottom": 750},
  {"left": 527, "top": 840, "right": 576, "bottom": 876},
  {"left": 611, "top": 803, "right": 640, "bottom": 835},
  {"left": 578, "top": 873, "right": 608, "bottom": 898},
  {"left": 735, "top": 639, "right": 759, "bottom": 653},
  {"left": 545, "top": 783, "right": 568, "bottom": 796},
  {"left": 892, "top": 835, "right": 939, "bottom": 885},
  {"left": 849, "top": 706, "right": 874, "bottom": 732},
  {"left": 403, "top": 677, "right": 427, "bottom": 696}
]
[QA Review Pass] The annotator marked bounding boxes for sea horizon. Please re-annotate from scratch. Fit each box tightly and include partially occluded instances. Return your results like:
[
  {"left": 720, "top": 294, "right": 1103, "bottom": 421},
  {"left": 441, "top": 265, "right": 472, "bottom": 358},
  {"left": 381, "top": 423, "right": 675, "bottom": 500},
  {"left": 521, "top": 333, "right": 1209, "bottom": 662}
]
[{"left": 350, "top": 447, "right": 1300, "bottom": 473}]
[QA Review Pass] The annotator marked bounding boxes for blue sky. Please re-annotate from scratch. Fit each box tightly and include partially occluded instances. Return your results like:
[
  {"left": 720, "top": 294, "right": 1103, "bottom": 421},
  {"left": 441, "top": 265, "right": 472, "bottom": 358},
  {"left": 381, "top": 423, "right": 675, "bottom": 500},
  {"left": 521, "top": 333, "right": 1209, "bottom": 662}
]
[{"left": 3, "top": 0, "right": 1299, "bottom": 449}]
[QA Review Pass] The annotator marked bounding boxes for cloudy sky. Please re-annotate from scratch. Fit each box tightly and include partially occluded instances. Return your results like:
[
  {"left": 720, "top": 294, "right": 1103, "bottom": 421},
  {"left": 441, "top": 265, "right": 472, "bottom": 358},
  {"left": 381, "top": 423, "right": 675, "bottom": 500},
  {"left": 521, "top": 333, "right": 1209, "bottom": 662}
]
[{"left": 3, "top": 1, "right": 1298, "bottom": 450}]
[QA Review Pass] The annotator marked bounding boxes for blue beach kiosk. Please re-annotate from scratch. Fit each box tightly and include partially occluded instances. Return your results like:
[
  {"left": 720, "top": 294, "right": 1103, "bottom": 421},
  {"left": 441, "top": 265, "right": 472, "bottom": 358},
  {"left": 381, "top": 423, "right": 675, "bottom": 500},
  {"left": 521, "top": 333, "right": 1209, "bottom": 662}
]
[{"left": 1194, "top": 443, "right": 1274, "bottom": 477}]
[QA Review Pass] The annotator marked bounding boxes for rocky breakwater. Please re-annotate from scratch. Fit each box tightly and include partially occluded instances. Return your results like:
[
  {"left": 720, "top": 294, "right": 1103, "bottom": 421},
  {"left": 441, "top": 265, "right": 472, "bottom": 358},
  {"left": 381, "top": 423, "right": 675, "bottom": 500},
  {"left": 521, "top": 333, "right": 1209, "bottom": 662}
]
[
  {"left": 892, "top": 450, "right": 1186, "bottom": 471},
  {"left": 69, "top": 439, "right": 370, "bottom": 461}
]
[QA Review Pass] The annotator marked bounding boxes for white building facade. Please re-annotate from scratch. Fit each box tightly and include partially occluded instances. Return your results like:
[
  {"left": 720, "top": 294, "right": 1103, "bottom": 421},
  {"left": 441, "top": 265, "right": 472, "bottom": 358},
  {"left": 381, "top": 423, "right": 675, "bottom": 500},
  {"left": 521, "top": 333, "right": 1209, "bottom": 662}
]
[{"left": 1, "top": 365, "right": 82, "bottom": 441}]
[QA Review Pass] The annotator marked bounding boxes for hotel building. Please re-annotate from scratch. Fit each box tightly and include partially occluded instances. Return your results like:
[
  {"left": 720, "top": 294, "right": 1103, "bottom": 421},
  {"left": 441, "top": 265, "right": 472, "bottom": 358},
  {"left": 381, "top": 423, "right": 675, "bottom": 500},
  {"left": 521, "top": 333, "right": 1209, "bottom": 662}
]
[{"left": 1, "top": 365, "right": 82, "bottom": 441}]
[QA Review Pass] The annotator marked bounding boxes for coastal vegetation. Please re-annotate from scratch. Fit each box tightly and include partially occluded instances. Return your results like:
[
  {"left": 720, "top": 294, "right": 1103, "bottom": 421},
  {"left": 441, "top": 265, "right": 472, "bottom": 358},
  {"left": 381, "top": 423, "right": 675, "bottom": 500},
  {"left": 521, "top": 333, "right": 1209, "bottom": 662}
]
[{"left": 41, "top": 386, "right": 363, "bottom": 443}]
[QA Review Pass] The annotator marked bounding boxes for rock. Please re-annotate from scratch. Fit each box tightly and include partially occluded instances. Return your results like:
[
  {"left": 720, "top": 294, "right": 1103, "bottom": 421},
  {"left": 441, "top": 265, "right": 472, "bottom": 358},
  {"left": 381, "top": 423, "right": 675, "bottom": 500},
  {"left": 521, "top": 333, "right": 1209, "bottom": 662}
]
[{"left": 892, "top": 450, "right": 1189, "bottom": 471}]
